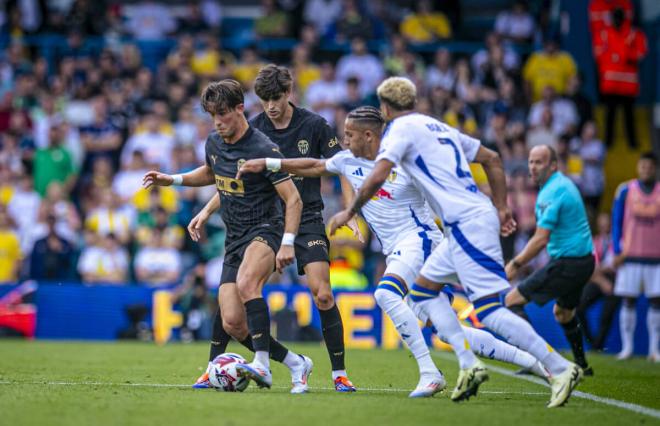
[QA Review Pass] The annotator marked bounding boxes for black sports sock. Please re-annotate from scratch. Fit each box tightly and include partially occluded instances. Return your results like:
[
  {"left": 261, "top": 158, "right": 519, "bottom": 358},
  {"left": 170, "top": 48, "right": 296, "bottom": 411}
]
[
  {"left": 209, "top": 308, "right": 231, "bottom": 362},
  {"left": 238, "top": 335, "right": 289, "bottom": 363},
  {"left": 319, "top": 304, "right": 345, "bottom": 371},
  {"left": 244, "top": 298, "right": 270, "bottom": 353},
  {"left": 561, "top": 316, "right": 588, "bottom": 368},
  {"left": 509, "top": 304, "right": 530, "bottom": 322}
]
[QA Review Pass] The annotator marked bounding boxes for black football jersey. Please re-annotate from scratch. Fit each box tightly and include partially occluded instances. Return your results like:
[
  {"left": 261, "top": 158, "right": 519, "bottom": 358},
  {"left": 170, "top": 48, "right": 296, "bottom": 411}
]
[
  {"left": 250, "top": 104, "right": 341, "bottom": 225},
  {"left": 204, "top": 127, "right": 290, "bottom": 242}
]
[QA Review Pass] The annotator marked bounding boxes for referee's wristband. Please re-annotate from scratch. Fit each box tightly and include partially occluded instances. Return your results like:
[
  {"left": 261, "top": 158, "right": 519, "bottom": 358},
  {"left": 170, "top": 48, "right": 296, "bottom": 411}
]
[
  {"left": 266, "top": 158, "right": 282, "bottom": 172},
  {"left": 171, "top": 174, "right": 183, "bottom": 186},
  {"left": 281, "top": 232, "right": 296, "bottom": 246}
]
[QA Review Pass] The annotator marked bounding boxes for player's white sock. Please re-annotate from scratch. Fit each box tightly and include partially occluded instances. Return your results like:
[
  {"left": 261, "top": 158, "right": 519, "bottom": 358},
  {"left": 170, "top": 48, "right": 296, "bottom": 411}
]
[
  {"left": 409, "top": 284, "right": 477, "bottom": 370},
  {"left": 647, "top": 307, "right": 660, "bottom": 359},
  {"left": 255, "top": 351, "right": 270, "bottom": 369},
  {"left": 619, "top": 304, "right": 636, "bottom": 356},
  {"left": 476, "top": 300, "right": 568, "bottom": 376},
  {"left": 332, "top": 370, "right": 347, "bottom": 380},
  {"left": 374, "top": 280, "right": 439, "bottom": 375},
  {"left": 282, "top": 351, "right": 303, "bottom": 370},
  {"left": 461, "top": 326, "right": 538, "bottom": 370}
]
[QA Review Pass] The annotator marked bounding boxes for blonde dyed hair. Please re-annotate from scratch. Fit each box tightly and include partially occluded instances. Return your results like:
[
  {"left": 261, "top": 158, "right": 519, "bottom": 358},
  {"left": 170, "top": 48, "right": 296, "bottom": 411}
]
[{"left": 376, "top": 77, "right": 417, "bottom": 111}]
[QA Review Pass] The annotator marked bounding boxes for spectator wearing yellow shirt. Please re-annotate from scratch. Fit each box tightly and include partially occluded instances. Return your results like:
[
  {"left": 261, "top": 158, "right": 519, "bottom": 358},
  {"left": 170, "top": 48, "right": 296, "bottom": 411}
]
[
  {"left": 400, "top": 0, "right": 452, "bottom": 44},
  {"left": 291, "top": 44, "right": 321, "bottom": 97},
  {"left": 233, "top": 46, "right": 266, "bottom": 87},
  {"left": 0, "top": 208, "right": 22, "bottom": 284},
  {"left": 85, "top": 188, "right": 135, "bottom": 246},
  {"left": 523, "top": 38, "right": 577, "bottom": 102},
  {"left": 329, "top": 257, "right": 369, "bottom": 290}
]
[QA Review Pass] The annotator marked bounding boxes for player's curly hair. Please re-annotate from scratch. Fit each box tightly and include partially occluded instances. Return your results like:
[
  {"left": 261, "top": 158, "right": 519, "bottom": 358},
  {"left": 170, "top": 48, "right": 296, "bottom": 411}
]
[
  {"left": 347, "top": 106, "right": 384, "bottom": 130},
  {"left": 376, "top": 77, "right": 417, "bottom": 111},
  {"left": 201, "top": 79, "right": 244, "bottom": 114},
  {"left": 254, "top": 64, "right": 293, "bottom": 100}
]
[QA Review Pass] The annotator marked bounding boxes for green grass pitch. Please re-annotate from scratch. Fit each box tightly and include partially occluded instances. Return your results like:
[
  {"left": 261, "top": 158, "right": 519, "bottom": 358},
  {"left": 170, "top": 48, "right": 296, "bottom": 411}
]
[{"left": 0, "top": 340, "right": 658, "bottom": 426}]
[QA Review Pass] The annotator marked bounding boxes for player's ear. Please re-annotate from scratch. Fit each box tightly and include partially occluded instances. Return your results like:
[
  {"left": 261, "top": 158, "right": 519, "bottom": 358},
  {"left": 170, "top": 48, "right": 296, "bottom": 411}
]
[{"left": 236, "top": 103, "right": 245, "bottom": 114}]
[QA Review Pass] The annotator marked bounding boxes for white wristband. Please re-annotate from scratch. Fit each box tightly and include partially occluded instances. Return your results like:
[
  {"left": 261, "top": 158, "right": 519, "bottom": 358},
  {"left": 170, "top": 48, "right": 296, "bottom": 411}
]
[
  {"left": 281, "top": 232, "right": 296, "bottom": 246},
  {"left": 171, "top": 174, "right": 183, "bottom": 186},
  {"left": 266, "top": 158, "right": 282, "bottom": 172}
]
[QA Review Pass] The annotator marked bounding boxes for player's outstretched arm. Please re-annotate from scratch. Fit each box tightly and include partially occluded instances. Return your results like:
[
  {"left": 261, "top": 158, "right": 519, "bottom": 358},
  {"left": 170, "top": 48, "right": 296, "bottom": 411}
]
[
  {"left": 236, "top": 158, "right": 333, "bottom": 179},
  {"left": 143, "top": 165, "right": 215, "bottom": 189},
  {"left": 274, "top": 179, "right": 302, "bottom": 273},
  {"left": 473, "top": 146, "right": 517, "bottom": 237},
  {"left": 328, "top": 159, "right": 393, "bottom": 236},
  {"left": 188, "top": 193, "right": 221, "bottom": 242}
]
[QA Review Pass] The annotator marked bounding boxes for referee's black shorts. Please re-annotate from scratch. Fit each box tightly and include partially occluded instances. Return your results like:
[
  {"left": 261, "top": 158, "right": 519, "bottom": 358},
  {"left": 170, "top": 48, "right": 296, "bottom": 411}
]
[{"left": 517, "top": 254, "right": 595, "bottom": 310}]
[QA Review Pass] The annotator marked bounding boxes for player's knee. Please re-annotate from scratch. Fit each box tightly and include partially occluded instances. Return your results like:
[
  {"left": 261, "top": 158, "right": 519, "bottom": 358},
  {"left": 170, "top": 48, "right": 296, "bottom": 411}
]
[
  {"left": 313, "top": 289, "right": 334, "bottom": 310},
  {"left": 222, "top": 318, "right": 247, "bottom": 339},
  {"left": 236, "top": 275, "right": 259, "bottom": 301},
  {"left": 374, "top": 287, "right": 394, "bottom": 309},
  {"left": 553, "top": 305, "right": 574, "bottom": 324},
  {"left": 623, "top": 297, "right": 637, "bottom": 308}
]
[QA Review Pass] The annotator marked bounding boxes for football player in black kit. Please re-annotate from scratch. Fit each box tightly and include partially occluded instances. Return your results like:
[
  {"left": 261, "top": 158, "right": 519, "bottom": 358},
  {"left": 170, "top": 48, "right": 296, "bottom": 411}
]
[
  {"left": 143, "top": 79, "right": 313, "bottom": 392},
  {"left": 189, "top": 65, "right": 358, "bottom": 392}
]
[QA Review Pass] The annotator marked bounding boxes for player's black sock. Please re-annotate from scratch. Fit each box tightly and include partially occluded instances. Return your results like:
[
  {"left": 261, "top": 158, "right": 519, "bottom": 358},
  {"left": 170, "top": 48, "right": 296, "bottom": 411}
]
[
  {"left": 561, "top": 316, "right": 588, "bottom": 368},
  {"left": 509, "top": 304, "right": 530, "bottom": 322},
  {"left": 209, "top": 307, "right": 231, "bottom": 362},
  {"left": 319, "top": 303, "right": 345, "bottom": 371},
  {"left": 244, "top": 298, "right": 270, "bottom": 353},
  {"left": 238, "top": 335, "right": 289, "bottom": 363}
]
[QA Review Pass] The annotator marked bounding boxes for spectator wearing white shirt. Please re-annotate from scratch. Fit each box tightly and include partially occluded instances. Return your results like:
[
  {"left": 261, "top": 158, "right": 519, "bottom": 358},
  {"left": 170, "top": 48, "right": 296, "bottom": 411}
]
[
  {"left": 576, "top": 121, "right": 606, "bottom": 213},
  {"left": 303, "top": 0, "right": 342, "bottom": 37},
  {"left": 526, "top": 107, "right": 558, "bottom": 150},
  {"left": 113, "top": 150, "right": 149, "bottom": 203},
  {"left": 134, "top": 228, "right": 182, "bottom": 287},
  {"left": 494, "top": 1, "right": 536, "bottom": 43},
  {"left": 77, "top": 233, "right": 129, "bottom": 285},
  {"left": 336, "top": 37, "right": 384, "bottom": 97},
  {"left": 121, "top": 111, "right": 176, "bottom": 172},
  {"left": 425, "top": 48, "right": 455, "bottom": 91},
  {"left": 528, "top": 86, "right": 578, "bottom": 137},
  {"left": 123, "top": 1, "right": 176, "bottom": 41},
  {"left": 305, "top": 62, "right": 346, "bottom": 126}
]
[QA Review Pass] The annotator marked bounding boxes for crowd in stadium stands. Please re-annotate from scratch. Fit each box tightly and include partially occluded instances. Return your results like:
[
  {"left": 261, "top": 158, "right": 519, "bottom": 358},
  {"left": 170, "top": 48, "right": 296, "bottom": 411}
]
[{"left": 0, "top": 0, "right": 647, "bottom": 311}]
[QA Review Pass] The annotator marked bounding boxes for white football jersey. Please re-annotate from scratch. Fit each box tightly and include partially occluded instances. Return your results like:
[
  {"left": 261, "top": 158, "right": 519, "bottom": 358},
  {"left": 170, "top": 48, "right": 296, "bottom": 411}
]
[
  {"left": 375, "top": 113, "right": 494, "bottom": 225},
  {"left": 325, "top": 150, "right": 440, "bottom": 255}
]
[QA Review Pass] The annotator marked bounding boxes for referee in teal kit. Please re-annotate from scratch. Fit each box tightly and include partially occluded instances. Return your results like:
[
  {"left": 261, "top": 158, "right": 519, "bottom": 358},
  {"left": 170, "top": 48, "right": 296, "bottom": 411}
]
[{"left": 504, "top": 145, "right": 595, "bottom": 375}]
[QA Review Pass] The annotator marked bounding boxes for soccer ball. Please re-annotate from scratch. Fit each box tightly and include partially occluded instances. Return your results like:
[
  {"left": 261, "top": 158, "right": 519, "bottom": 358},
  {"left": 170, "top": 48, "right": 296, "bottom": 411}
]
[{"left": 208, "top": 353, "right": 250, "bottom": 392}]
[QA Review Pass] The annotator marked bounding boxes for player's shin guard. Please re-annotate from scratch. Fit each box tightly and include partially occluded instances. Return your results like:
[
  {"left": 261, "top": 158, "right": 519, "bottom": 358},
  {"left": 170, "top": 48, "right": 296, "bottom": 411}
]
[
  {"left": 409, "top": 284, "right": 477, "bottom": 369},
  {"left": 375, "top": 276, "right": 438, "bottom": 375},
  {"left": 319, "top": 303, "right": 346, "bottom": 371},
  {"left": 460, "top": 326, "right": 538, "bottom": 370},
  {"left": 560, "top": 316, "right": 588, "bottom": 368},
  {"left": 475, "top": 297, "right": 569, "bottom": 376},
  {"left": 209, "top": 307, "right": 232, "bottom": 361},
  {"left": 245, "top": 298, "right": 271, "bottom": 368}
]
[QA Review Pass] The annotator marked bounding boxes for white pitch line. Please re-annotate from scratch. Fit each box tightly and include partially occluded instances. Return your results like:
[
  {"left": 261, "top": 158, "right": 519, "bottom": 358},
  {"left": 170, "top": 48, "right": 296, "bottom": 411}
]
[
  {"left": 487, "top": 364, "right": 660, "bottom": 420},
  {"left": 0, "top": 380, "right": 545, "bottom": 396}
]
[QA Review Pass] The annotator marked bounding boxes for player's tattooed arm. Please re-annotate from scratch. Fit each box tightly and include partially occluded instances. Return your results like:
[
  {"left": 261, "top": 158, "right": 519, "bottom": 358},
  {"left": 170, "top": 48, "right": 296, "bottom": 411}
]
[
  {"left": 143, "top": 165, "right": 215, "bottom": 188},
  {"left": 329, "top": 159, "right": 393, "bottom": 235},
  {"left": 274, "top": 179, "right": 302, "bottom": 272},
  {"left": 474, "top": 146, "right": 517, "bottom": 237},
  {"left": 187, "top": 193, "right": 221, "bottom": 242},
  {"left": 236, "top": 158, "right": 334, "bottom": 178}
]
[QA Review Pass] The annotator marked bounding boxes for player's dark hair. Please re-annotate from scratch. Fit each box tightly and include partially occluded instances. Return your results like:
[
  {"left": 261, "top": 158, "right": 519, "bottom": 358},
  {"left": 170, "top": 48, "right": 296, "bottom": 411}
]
[
  {"left": 254, "top": 64, "right": 293, "bottom": 100},
  {"left": 640, "top": 151, "right": 658, "bottom": 165},
  {"left": 347, "top": 106, "right": 385, "bottom": 131},
  {"left": 201, "top": 79, "right": 244, "bottom": 114}
]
